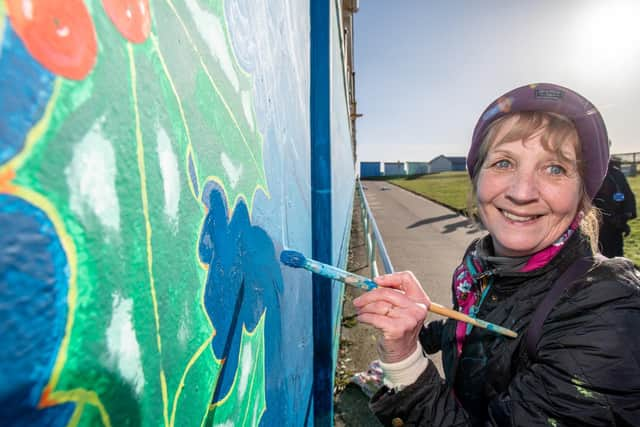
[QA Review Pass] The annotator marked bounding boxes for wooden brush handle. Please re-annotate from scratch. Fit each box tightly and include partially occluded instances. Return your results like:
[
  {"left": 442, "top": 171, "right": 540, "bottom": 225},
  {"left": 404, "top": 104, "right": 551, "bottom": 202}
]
[
  {"left": 428, "top": 302, "right": 518, "bottom": 338},
  {"left": 428, "top": 302, "right": 480, "bottom": 326}
]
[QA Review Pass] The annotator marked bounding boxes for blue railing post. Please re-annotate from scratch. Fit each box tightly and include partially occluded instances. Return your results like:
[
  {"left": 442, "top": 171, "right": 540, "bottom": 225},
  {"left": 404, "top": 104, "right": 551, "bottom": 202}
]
[
  {"left": 358, "top": 180, "right": 394, "bottom": 276},
  {"left": 311, "top": 0, "right": 333, "bottom": 425}
]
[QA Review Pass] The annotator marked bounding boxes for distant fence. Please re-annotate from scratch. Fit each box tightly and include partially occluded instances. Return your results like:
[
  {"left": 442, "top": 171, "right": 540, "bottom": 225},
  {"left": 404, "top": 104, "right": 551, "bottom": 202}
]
[{"left": 613, "top": 152, "right": 639, "bottom": 176}]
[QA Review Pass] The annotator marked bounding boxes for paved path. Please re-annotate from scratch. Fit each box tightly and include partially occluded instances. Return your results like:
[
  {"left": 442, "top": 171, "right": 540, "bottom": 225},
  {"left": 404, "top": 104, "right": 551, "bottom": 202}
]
[
  {"left": 360, "top": 180, "right": 485, "bottom": 371},
  {"left": 334, "top": 180, "right": 485, "bottom": 426},
  {"left": 362, "top": 180, "right": 484, "bottom": 306}
]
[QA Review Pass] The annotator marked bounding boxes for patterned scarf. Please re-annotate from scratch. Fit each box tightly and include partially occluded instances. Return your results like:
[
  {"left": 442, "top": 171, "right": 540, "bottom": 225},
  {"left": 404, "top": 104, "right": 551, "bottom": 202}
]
[{"left": 453, "top": 215, "right": 581, "bottom": 354}]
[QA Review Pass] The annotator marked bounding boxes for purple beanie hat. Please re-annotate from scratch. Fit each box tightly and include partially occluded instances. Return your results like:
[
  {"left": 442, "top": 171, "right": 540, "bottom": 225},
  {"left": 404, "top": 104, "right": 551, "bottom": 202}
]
[{"left": 467, "top": 83, "right": 609, "bottom": 199}]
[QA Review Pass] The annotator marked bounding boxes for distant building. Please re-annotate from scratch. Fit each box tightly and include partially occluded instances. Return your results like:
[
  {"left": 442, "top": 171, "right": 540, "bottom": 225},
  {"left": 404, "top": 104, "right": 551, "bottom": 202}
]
[
  {"left": 384, "top": 161, "right": 406, "bottom": 176},
  {"left": 428, "top": 155, "right": 466, "bottom": 173},
  {"left": 406, "top": 162, "right": 429, "bottom": 175},
  {"left": 360, "top": 161, "right": 382, "bottom": 178}
]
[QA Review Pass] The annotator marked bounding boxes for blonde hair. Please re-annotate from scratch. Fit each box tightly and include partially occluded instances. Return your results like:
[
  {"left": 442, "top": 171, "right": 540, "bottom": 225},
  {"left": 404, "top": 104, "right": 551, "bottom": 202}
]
[{"left": 466, "top": 111, "right": 600, "bottom": 252}]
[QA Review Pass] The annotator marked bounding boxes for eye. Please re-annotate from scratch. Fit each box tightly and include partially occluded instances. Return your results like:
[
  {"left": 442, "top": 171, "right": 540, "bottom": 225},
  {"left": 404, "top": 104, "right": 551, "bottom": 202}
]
[
  {"left": 546, "top": 164, "right": 567, "bottom": 175},
  {"left": 494, "top": 159, "right": 512, "bottom": 169}
]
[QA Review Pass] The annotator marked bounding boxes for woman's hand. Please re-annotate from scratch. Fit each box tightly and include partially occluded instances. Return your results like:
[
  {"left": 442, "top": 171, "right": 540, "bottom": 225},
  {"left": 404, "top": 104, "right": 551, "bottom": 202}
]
[{"left": 353, "top": 271, "right": 431, "bottom": 363}]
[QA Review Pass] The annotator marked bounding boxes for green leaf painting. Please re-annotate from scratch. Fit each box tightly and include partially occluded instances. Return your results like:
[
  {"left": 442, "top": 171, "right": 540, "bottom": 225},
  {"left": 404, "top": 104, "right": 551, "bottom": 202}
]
[
  {"left": 1, "top": 0, "right": 268, "bottom": 425},
  {"left": 206, "top": 313, "right": 266, "bottom": 427}
]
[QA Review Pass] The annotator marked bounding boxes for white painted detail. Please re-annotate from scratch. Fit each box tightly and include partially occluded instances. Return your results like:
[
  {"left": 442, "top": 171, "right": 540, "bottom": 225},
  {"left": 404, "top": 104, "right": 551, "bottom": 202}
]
[
  {"left": 22, "top": 0, "right": 34, "bottom": 20},
  {"left": 156, "top": 128, "right": 180, "bottom": 229},
  {"left": 56, "top": 26, "right": 70, "bottom": 38},
  {"left": 238, "top": 341, "right": 252, "bottom": 398},
  {"left": 177, "top": 301, "right": 189, "bottom": 346},
  {"left": 66, "top": 118, "right": 121, "bottom": 236},
  {"left": 106, "top": 293, "right": 145, "bottom": 395},
  {"left": 177, "top": 320, "right": 188, "bottom": 346},
  {"left": 241, "top": 91, "right": 254, "bottom": 130},
  {"left": 184, "top": 0, "right": 240, "bottom": 92},
  {"left": 221, "top": 152, "right": 243, "bottom": 189}
]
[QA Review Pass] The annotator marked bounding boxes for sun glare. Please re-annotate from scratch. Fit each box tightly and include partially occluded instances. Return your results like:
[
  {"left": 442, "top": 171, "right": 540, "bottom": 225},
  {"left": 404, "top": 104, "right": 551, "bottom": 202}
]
[{"left": 578, "top": 1, "right": 640, "bottom": 68}]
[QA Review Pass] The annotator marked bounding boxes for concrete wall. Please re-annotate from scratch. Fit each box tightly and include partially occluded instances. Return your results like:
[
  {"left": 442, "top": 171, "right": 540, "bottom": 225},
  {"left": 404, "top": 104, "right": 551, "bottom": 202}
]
[{"left": 0, "top": 1, "right": 354, "bottom": 425}]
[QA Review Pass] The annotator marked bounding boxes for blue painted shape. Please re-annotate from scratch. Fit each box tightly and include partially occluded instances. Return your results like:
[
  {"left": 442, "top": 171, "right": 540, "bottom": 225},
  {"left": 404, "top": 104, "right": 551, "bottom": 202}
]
[
  {"left": 0, "top": 194, "right": 72, "bottom": 426},
  {"left": 198, "top": 182, "right": 286, "bottom": 425},
  {"left": 0, "top": 20, "right": 55, "bottom": 166},
  {"left": 310, "top": 0, "right": 334, "bottom": 424},
  {"left": 187, "top": 151, "right": 199, "bottom": 196}
]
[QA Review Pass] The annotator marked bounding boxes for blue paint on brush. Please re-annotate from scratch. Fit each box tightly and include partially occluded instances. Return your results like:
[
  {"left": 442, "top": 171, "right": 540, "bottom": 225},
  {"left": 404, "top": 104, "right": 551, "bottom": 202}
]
[
  {"left": 281, "top": 250, "right": 519, "bottom": 339},
  {"left": 280, "top": 250, "right": 377, "bottom": 290}
]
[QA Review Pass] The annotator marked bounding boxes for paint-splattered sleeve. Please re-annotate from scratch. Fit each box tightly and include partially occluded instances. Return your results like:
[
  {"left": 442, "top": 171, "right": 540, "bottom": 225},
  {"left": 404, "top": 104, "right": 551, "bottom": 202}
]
[
  {"left": 492, "top": 277, "right": 640, "bottom": 426},
  {"left": 371, "top": 273, "right": 640, "bottom": 426},
  {"left": 370, "top": 361, "right": 471, "bottom": 426}
]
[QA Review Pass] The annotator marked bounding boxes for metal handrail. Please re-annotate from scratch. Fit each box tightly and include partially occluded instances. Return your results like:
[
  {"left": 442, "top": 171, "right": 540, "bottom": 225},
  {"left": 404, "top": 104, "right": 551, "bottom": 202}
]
[{"left": 357, "top": 179, "right": 394, "bottom": 276}]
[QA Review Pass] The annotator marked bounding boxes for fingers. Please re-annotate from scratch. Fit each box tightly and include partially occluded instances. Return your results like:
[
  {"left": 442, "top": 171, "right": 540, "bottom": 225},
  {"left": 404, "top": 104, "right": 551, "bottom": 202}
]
[
  {"left": 355, "top": 296, "right": 428, "bottom": 336},
  {"left": 356, "top": 299, "right": 426, "bottom": 322},
  {"left": 354, "top": 287, "right": 416, "bottom": 309},
  {"left": 373, "top": 271, "right": 430, "bottom": 301},
  {"left": 374, "top": 270, "right": 419, "bottom": 290},
  {"left": 356, "top": 308, "right": 424, "bottom": 340},
  {"left": 354, "top": 282, "right": 431, "bottom": 310}
]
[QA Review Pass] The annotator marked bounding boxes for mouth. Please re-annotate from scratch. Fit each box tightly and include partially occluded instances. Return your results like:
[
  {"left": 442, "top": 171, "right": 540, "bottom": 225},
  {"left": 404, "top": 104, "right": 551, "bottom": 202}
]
[{"left": 499, "top": 209, "right": 541, "bottom": 223}]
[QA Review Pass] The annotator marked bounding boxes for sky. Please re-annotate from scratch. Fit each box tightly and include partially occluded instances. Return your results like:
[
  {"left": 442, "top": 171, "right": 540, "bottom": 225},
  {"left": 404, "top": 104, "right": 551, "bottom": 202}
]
[{"left": 353, "top": 0, "right": 640, "bottom": 164}]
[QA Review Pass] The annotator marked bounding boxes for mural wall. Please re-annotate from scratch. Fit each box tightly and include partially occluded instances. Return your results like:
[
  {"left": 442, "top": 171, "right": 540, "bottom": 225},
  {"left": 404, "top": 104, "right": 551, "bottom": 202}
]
[{"left": 0, "top": 0, "right": 354, "bottom": 425}]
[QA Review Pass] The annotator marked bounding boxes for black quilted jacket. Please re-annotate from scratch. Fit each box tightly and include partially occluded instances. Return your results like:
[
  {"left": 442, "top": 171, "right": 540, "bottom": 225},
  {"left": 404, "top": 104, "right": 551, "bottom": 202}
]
[{"left": 371, "top": 232, "right": 640, "bottom": 426}]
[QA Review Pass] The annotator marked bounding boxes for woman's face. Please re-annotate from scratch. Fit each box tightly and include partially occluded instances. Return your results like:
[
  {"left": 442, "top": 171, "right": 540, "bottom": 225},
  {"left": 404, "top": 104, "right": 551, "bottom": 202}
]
[{"left": 476, "top": 126, "right": 582, "bottom": 257}]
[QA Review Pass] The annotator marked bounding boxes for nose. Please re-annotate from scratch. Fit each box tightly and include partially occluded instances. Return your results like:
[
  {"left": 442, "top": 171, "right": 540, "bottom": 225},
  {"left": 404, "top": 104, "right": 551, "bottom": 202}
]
[{"left": 505, "top": 168, "right": 539, "bottom": 204}]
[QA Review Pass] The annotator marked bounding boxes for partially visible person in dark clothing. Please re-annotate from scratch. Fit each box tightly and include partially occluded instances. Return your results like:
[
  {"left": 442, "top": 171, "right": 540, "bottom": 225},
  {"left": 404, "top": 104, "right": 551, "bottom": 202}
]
[
  {"left": 354, "top": 83, "right": 640, "bottom": 426},
  {"left": 594, "top": 157, "right": 637, "bottom": 257}
]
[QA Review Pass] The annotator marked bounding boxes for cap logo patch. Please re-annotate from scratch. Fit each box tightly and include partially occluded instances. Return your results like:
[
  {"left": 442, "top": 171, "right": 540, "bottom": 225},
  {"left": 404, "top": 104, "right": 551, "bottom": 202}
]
[{"left": 535, "top": 88, "right": 563, "bottom": 100}]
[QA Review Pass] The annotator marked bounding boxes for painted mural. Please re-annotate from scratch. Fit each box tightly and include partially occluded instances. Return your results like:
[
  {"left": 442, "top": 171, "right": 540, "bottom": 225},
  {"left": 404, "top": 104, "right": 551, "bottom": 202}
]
[{"left": 1, "top": 0, "right": 353, "bottom": 426}]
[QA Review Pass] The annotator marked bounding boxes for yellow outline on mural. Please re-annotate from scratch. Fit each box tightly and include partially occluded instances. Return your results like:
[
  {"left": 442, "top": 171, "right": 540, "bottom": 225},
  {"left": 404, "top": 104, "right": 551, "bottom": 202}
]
[
  {"left": 199, "top": 174, "right": 269, "bottom": 222},
  {"left": 185, "top": 145, "right": 201, "bottom": 201},
  {"left": 150, "top": 31, "right": 269, "bottom": 220},
  {"left": 0, "top": 79, "right": 62, "bottom": 176},
  {"left": 0, "top": 68, "right": 113, "bottom": 425},
  {"left": 128, "top": 43, "right": 170, "bottom": 427},
  {"left": 0, "top": 3, "right": 6, "bottom": 51},
  {"left": 149, "top": 36, "right": 235, "bottom": 427},
  {"left": 207, "top": 310, "right": 267, "bottom": 427},
  {"left": 47, "top": 389, "right": 111, "bottom": 427},
  {"left": 149, "top": 34, "right": 200, "bottom": 202},
  {"left": 162, "top": 0, "right": 267, "bottom": 185},
  {"left": 5, "top": 186, "right": 113, "bottom": 427},
  {"left": 10, "top": 187, "right": 79, "bottom": 389},
  {"left": 169, "top": 332, "right": 216, "bottom": 427}
]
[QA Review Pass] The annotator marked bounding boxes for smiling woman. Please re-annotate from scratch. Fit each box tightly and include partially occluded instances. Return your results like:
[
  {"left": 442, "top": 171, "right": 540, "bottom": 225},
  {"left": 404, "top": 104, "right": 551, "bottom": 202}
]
[
  {"left": 475, "top": 114, "right": 584, "bottom": 257},
  {"left": 356, "top": 83, "right": 640, "bottom": 426}
]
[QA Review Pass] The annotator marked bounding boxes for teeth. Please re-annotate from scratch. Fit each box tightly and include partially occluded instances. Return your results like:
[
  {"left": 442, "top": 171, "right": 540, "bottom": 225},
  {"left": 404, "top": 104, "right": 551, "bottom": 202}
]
[{"left": 501, "top": 210, "right": 535, "bottom": 222}]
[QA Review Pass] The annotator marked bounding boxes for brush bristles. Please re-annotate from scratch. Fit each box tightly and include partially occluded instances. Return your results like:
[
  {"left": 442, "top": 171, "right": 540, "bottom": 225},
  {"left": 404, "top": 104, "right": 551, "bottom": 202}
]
[{"left": 280, "top": 250, "right": 307, "bottom": 268}]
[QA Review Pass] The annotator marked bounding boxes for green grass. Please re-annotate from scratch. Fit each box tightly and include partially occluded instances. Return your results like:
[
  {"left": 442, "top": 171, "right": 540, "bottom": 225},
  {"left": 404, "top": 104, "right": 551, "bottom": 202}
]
[
  {"left": 626, "top": 175, "right": 640, "bottom": 265},
  {"left": 390, "top": 172, "right": 640, "bottom": 265},
  {"left": 390, "top": 172, "right": 472, "bottom": 212}
]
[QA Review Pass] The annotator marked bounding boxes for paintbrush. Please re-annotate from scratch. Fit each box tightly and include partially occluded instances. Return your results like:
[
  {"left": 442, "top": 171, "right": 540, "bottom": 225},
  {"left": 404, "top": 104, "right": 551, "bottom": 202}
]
[{"left": 280, "top": 249, "right": 517, "bottom": 339}]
